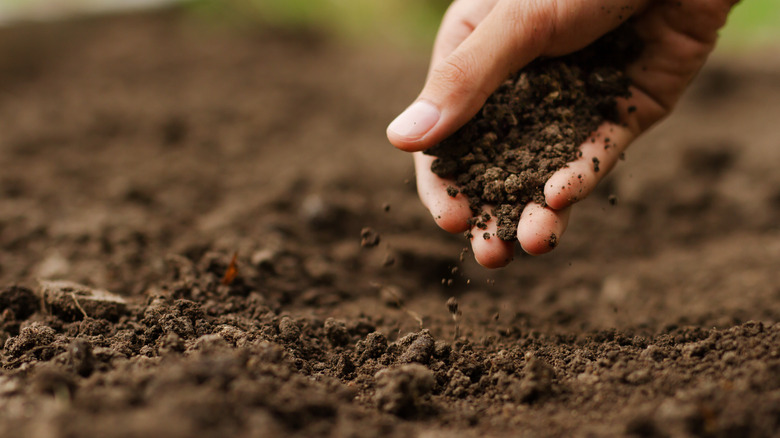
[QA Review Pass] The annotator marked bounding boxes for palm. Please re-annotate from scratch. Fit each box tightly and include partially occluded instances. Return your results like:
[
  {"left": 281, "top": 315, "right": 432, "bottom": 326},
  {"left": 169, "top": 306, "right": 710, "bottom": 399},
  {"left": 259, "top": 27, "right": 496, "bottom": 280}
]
[{"left": 398, "top": 0, "right": 734, "bottom": 268}]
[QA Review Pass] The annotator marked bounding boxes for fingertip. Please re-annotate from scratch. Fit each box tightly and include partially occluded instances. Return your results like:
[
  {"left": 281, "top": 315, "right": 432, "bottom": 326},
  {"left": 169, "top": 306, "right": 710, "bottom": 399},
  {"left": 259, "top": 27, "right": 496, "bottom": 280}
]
[
  {"left": 519, "top": 233, "right": 558, "bottom": 256},
  {"left": 544, "top": 162, "right": 592, "bottom": 210},
  {"left": 414, "top": 152, "right": 473, "bottom": 233},
  {"left": 544, "top": 175, "right": 572, "bottom": 210},
  {"left": 387, "top": 130, "right": 430, "bottom": 153},
  {"left": 386, "top": 100, "right": 442, "bottom": 152},
  {"left": 470, "top": 215, "right": 514, "bottom": 269},
  {"left": 431, "top": 200, "right": 472, "bottom": 233},
  {"left": 517, "top": 204, "right": 570, "bottom": 255},
  {"left": 472, "top": 235, "right": 514, "bottom": 269},
  {"left": 386, "top": 128, "right": 409, "bottom": 151}
]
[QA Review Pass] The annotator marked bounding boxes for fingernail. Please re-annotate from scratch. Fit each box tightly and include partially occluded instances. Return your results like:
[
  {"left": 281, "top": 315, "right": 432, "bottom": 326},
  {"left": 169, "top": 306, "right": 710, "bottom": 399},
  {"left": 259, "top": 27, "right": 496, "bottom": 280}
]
[{"left": 387, "top": 100, "right": 440, "bottom": 140}]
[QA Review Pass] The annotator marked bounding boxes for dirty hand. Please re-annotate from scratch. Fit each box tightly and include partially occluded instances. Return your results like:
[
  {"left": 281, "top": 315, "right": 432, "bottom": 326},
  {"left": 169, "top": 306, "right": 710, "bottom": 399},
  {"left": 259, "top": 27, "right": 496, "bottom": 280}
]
[{"left": 386, "top": 0, "right": 736, "bottom": 268}]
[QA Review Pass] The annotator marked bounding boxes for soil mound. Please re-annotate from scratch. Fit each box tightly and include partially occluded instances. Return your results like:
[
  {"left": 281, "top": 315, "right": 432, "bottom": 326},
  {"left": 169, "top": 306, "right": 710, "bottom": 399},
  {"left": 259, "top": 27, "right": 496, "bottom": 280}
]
[{"left": 0, "top": 9, "right": 779, "bottom": 438}]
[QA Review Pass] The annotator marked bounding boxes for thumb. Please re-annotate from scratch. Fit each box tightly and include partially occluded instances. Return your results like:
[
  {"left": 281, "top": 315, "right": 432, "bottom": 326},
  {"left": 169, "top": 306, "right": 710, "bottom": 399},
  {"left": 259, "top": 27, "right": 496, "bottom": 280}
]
[{"left": 387, "top": 1, "right": 552, "bottom": 152}]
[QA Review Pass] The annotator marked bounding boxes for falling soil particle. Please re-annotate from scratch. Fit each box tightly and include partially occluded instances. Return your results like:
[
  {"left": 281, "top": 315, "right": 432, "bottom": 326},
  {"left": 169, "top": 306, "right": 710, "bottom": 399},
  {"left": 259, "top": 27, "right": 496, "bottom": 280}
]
[
  {"left": 360, "top": 227, "right": 381, "bottom": 247},
  {"left": 382, "top": 253, "right": 396, "bottom": 267}
]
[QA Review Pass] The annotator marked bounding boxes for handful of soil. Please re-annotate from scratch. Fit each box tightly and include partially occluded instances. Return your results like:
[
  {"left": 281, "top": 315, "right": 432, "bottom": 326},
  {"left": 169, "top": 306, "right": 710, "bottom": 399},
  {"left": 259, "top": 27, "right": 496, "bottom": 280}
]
[{"left": 424, "top": 24, "right": 642, "bottom": 241}]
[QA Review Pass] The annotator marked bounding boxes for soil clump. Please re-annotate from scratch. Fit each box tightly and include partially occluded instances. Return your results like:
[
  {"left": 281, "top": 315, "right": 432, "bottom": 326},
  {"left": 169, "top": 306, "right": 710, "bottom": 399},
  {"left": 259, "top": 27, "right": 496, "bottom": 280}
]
[{"left": 425, "top": 25, "right": 640, "bottom": 240}]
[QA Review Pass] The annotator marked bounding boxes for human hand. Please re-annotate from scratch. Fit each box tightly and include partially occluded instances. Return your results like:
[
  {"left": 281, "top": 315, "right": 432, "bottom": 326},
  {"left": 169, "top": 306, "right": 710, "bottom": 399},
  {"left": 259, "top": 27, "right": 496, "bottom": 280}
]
[{"left": 387, "top": 0, "right": 736, "bottom": 268}]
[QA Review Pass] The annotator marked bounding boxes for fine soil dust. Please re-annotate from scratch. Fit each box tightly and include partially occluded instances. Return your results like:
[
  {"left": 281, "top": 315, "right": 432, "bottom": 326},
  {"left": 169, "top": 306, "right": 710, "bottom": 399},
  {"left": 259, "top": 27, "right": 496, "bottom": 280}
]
[
  {"left": 425, "top": 25, "right": 640, "bottom": 240},
  {"left": 1, "top": 9, "right": 780, "bottom": 438}
]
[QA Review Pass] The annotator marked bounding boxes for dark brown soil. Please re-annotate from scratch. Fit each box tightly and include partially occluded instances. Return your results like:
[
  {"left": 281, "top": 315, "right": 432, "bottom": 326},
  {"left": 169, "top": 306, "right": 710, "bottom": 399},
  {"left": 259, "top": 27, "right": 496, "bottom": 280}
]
[
  {"left": 424, "top": 26, "right": 639, "bottom": 240},
  {"left": 1, "top": 9, "right": 780, "bottom": 438}
]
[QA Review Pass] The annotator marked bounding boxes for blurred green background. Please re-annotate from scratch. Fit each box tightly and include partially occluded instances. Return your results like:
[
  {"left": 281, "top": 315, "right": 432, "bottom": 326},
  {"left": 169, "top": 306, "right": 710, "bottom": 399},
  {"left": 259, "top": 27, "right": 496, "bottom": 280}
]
[
  {"left": 718, "top": 0, "right": 780, "bottom": 48},
  {"left": 184, "top": 0, "right": 450, "bottom": 47},
  {"left": 187, "top": 0, "right": 779, "bottom": 51},
  {"left": 1, "top": 0, "right": 778, "bottom": 50}
]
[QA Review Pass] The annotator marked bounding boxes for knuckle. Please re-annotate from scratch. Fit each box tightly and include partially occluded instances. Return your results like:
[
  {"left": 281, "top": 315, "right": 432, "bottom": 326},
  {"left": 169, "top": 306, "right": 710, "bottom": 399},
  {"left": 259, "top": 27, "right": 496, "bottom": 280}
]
[
  {"left": 431, "top": 51, "right": 480, "bottom": 98},
  {"left": 447, "top": 0, "right": 489, "bottom": 31},
  {"left": 503, "top": 0, "right": 557, "bottom": 50}
]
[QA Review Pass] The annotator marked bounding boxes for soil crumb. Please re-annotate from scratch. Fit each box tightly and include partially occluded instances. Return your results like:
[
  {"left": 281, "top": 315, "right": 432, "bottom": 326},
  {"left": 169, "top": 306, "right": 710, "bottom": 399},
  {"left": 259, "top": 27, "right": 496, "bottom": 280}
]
[
  {"left": 374, "top": 363, "right": 435, "bottom": 417},
  {"left": 360, "top": 227, "right": 381, "bottom": 247}
]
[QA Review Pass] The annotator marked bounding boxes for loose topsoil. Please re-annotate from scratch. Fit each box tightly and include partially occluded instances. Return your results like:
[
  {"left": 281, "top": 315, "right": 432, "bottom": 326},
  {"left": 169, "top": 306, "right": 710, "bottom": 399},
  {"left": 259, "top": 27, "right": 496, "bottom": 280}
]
[
  {"left": 425, "top": 26, "right": 639, "bottom": 240},
  {"left": 1, "top": 9, "right": 780, "bottom": 438}
]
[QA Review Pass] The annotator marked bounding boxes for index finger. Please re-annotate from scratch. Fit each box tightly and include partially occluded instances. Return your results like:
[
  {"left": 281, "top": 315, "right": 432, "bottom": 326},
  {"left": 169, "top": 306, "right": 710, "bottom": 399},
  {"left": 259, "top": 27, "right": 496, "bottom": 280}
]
[{"left": 429, "top": 0, "right": 499, "bottom": 70}]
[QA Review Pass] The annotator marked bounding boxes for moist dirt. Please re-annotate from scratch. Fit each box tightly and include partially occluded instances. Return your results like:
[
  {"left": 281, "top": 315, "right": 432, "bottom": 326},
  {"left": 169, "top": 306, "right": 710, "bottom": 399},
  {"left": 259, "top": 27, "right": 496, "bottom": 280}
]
[
  {"left": 425, "top": 25, "right": 639, "bottom": 241},
  {"left": 1, "top": 9, "right": 780, "bottom": 438}
]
